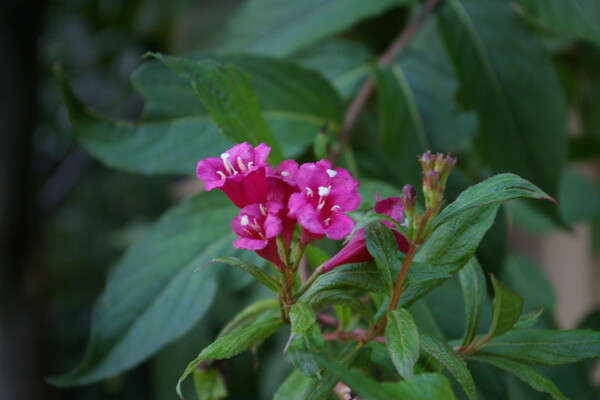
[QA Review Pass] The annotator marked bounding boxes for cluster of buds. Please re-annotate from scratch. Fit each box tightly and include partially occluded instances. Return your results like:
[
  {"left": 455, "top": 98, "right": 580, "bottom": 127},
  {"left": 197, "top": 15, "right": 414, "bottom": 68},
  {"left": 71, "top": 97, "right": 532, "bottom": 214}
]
[
  {"left": 419, "top": 151, "right": 456, "bottom": 212},
  {"left": 196, "top": 143, "right": 411, "bottom": 273}
]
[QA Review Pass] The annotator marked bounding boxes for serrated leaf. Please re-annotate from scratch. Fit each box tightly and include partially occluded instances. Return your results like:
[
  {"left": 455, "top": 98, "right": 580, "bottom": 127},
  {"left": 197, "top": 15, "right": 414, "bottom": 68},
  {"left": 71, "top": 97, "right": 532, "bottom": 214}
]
[
  {"left": 485, "top": 276, "right": 523, "bottom": 340},
  {"left": 434, "top": 173, "right": 555, "bottom": 229},
  {"left": 288, "top": 323, "right": 325, "bottom": 380},
  {"left": 471, "top": 355, "right": 568, "bottom": 400},
  {"left": 218, "top": 298, "right": 279, "bottom": 338},
  {"left": 177, "top": 318, "right": 284, "bottom": 397},
  {"left": 385, "top": 308, "right": 420, "bottom": 378},
  {"left": 365, "top": 222, "right": 402, "bottom": 294},
  {"left": 290, "top": 302, "right": 316, "bottom": 335},
  {"left": 439, "top": 0, "right": 568, "bottom": 200},
  {"left": 217, "top": 0, "right": 413, "bottom": 56},
  {"left": 208, "top": 257, "right": 280, "bottom": 293},
  {"left": 51, "top": 192, "right": 248, "bottom": 386},
  {"left": 420, "top": 332, "right": 478, "bottom": 400},
  {"left": 193, "top": 368, "right": 227, "bottom": 400},
  {"left": 513, "top": 0, "right": 600, "bottom": 47},
  {"left": 273, "top": 369, "right": 311, "bottom": 400},
  {"left": 458, "top": 258, "right": 486, "bottom": 346},
  {"left": 149, "top": 53, "right": 284, "bottom": 163},
  {"left": 480, "top": 329, "right": 600, "bottom": 365}
]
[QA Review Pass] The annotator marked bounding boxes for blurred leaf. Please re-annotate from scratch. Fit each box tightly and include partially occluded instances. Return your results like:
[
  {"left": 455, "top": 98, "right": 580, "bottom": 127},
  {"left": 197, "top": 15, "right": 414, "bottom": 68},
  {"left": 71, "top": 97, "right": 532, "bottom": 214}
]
[
  {"left": 434, "top": 173, "right": 555, "bottom": 229},
  {"left": 177, "top": 318, "right": 284, "bottom": 397},
  {"left": 293, "top": 39, "right": 374, "bottom": 101},
  {"left": 472, "top": 355, "right": 568, "bottom": 400},
  {"left": 458, "top": 258, "right": 486, "bottom": 346},
  {"left": 375, "top": 50, "right": 477, "bottom": 185},
  {"left": 420, "top": 331, "right": 478, "bottom": 400},
  {"left": 485, "top": 275, "right": 523, "bottom": 340},
  {"left": 149, "top": 53, "right": 285, "bottom": 163},
  {"left": 365, "top": 222, "right": 402, "bottom": 294},
  {"left": 290, "top": 302, "right": 316, "bottom": 335},
  {"left": 218, "top": 298, "right": 279, "bottom": 338},
  {"left": 513, "top": 0, "right": 600, "bottom": 47},
  {"left": 439, "top": 0, "right": 568, "bottom": 200},
  {"left": 559, "top": 168, "right": 600, "bottom": 223},
  {"left": 216, "top": 0, "right": 413, "bottom": 56},
  {"left": 304, "top": 244, "right": 331, "bottom": 269},
  {"left": 273, "top": 369, "right": 311, "bottom": 400},
  {"left": 385, "top": 308, "right": 420, "bottom": 378},
  {"left": 481, "top": 329, "right": 600, "bottom": 365},
  {"left": 193, "top": 368, "right": 227, "bottom": 400},
  {"left": 208, "top": 257, "right": 281, "bottom": 293},
  {"left": 289, "top": 323, "right": 325, "bottom": 379},
  {"left": 52, "top": 192, "right": 245, "bottom": 386},
  {"left": 308, "top": 289, "right": 374, "bottom": 323}
]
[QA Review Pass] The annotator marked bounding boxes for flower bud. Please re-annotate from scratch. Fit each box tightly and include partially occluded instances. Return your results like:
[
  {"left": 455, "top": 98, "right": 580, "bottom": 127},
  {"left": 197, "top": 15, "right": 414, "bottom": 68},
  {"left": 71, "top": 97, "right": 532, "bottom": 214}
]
[{"left": 402, "top": 184, "right": 417, "bottom": 218}]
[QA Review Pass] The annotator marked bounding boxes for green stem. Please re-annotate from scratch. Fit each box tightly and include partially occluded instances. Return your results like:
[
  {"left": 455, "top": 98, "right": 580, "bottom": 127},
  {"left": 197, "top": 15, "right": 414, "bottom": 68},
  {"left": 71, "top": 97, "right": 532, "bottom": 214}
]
[
  {"left": 294, "top": 265, "right": 324, "bottom": 299},
  {"left": 388, "top": 243, "right": 418, "bottom": 311}
]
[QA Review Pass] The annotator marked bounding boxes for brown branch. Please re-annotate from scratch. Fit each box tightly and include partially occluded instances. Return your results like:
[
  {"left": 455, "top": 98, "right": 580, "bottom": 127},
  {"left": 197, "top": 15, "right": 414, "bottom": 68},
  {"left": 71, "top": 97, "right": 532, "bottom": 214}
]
[{"left": 330, "top": 0, "right": 443, "bottom": 164}]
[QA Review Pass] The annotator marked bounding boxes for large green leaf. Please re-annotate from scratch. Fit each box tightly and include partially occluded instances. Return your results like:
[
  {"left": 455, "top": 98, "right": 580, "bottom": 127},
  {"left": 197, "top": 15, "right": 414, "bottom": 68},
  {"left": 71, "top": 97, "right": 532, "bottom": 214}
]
[
  {"left": 216, "top": 0, "right": 412, "bottom": 56},
  {"left": 218, "top": 298, "right": 279, "bottom": 338},
  {"left": 485, "top": 275, "right": 523, "bottom": 340},
  {"left": 273, "top": 370, "right": 311, "bottom": 400},
  {"left": 150, "top": 53, "right": 284, "bottom": 163},
  {"left": 385, "top": 308, "right": 420, "bottom": 379},
  {"left": 471, "top": 355, "right": 568, "bottom": 400},
  {"left": 438, "top": 0, "right": 568, "bottom": 198},
  {"left": 513, "top": 0, "right": 600, "bottom": 47},
  {"left": 52, "top": 191, "right": 247, "bottom": 386},
  {"left": 177, "top": 318, "right": 284, "bottom": 397},
  {"left": 208, "top": 257, "right": 281, "bottom": 293},
  {"left": 480, "top": 329, "right": 600, "bottom": 365},
  {"left": 420, "top": 332, "right": 478, "bottom": 400},
  {"left": 434, "top": 173, "right": 554, "bottom": 229},
  {"left": 376, "top": 49, "right": 477, "bottom": 185},
  {"left": 458, "top": 258, "right": 486, "bottom": 346},
  {"left": 290, "top": 302, "right": 316, "bottom": 335}
]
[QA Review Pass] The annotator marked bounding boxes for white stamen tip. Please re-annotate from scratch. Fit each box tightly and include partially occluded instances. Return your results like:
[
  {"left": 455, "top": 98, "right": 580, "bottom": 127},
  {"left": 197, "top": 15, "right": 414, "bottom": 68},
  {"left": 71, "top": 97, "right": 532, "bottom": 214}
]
[
  {"left": 306, "top": 187, "right": 314, "bottom": 197},
  {"left": 216, "top": 171, "right": 227, "bottom": 179},
  {"left": 240, "top": 215, "right": 250, "bottom": 226},
  {"left": 237, "top": 157, "right": 247, "bottom": 171},
  {"left": 280, "top": 171, "right": 290, "bottom": 177},
  {"left": 326, "top": 169, "right": 337, "bottom": 178},
  {"left": 331, "top": 205, "right": 340, "bottom": 212},
  {"left": 318, "top": 186, "right": 331, "bottom": 197},
  {"left": 259, "top": 204, "right": 267, "bottom": 216},
  {"left": 247, "top": 161, "right": 254, "bottom": 169},
  {"left": 220, "top": 153, "right": 231, "bottom": 160}
]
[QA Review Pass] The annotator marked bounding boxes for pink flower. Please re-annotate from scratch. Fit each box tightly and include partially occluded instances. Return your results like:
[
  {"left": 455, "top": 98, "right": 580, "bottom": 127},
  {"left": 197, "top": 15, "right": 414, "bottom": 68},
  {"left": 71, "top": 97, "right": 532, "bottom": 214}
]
[
  {"left": 321, "top": 196, "right": 409, "bottom": 272},
  {"left": 231, "top": 201, "right": 285, "bottom": 268},
  {"left": 267, "top": 160, "right": 300, "bottom": 246},
  {"left": 288, "top": 160, "right": 361, "bottom": 242},
  {"left": 196, "top": 142, "right": 271, "bottom": 208}
]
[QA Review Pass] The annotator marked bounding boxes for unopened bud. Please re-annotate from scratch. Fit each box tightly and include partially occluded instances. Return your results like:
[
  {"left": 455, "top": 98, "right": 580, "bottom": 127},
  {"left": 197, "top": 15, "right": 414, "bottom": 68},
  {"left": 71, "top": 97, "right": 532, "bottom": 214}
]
[{"left": 402, "top": 184, "right": 417, "bottom": 217}]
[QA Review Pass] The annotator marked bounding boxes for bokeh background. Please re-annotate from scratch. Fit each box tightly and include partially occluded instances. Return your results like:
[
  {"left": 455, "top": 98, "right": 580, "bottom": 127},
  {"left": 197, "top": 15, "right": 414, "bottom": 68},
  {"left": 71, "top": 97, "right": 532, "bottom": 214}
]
[{"left": 1, "top": 0, "right": 599, "bottom": 399}]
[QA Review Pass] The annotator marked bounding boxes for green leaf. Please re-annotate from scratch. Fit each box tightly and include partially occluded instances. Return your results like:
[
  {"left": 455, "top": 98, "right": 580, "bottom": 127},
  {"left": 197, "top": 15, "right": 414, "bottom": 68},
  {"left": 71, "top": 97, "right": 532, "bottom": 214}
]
[
  {"left": 439, "top": 0, "right": 568, "bottom": 198},
  {"left": 299, "top": 262, "right": 386, "bottom": 307},
  {"left": 471, "top": 355, "right": 568, "bottom": 400},
  {"left": 290, "top": 302, "right": 316, "bottom": 335},
  {"left": 58, "top": 69, "right": 229, "bottom": 175},
  {"left": 288, "top": 323, "right": 326, "bottom": 380},
  {"left": 560, "top": 168, "right": 600, "bottom": 223},
  {"left": 397, "top": 263, "right": 453, "bottom": 308},
  {"left": 385, "top": 308, "right": 420, "bottom": 379},
  {"left": 208, "top": 257, "right": 281, "bottom": 293},
  {"left": 177, "top": 318, "right": 284, "bottom": 397},
  {"left": 513, "top": 309, "right": 544, "bottom": 330},
  {"left": 149, "top": 53, "right": 284, "bottom": 163},
  {"left": 434, "top": 173, "right": 555, "bottom": 229},
  {"left": 364, "top": 222, "right": 402, "bottom": 294},
  {"left": 217, "top": 0, "right": 412, "bottom": 56},
  {"left": 308, "top": 289, "right": 374, "bottom": 323},
  {"left": 513, "top": 0, "right": 600, "bottom": 47},
  {"left": 458, "top": 258, "right": 486, "bottom": 346},
  {"left": 480, "top": 329, "right": 600, "bottom": 365},
  {"left": 273, "top": 369, "right": 311, "bottom": 400},
  {"left": 420, "top": 332, "right": 478, "bottom": 400},
  {"left": 218, "top": 298, "right": 279, "bottom": 338},
  {"left": 485, "top": 275, "right": 523, "bottom": 340},
  {"left": 51, "top": 192, "right": 246, "bottom": 386},
  {"left": 193, "top": 368, "right": 227, "bottom": 400}
]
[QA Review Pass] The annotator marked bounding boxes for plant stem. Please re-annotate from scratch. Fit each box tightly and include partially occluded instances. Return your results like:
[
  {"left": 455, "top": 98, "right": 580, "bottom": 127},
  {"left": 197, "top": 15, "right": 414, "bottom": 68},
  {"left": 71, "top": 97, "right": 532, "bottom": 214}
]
[
  {"left": 388, "top": 243, "right": 418, "bottom": 311},
  {"left": 294, "top": 265, "right": 324, "bottom": 299},
  {"left": 330, "top": 0, "right": 443, "bottom": 164}
]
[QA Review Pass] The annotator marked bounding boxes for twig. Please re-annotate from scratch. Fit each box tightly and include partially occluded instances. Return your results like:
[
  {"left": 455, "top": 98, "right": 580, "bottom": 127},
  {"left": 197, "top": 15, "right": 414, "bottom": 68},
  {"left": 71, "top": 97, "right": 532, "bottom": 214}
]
[{"left": 330, "top": 0, "right": 443, "bottom": 164}]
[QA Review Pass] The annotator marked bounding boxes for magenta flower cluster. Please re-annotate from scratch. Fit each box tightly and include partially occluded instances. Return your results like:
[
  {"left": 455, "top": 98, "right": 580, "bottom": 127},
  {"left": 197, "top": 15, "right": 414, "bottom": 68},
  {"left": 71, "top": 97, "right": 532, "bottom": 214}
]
[{"left": 197, "top": 142, "right": 407, "bottom": 271}]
